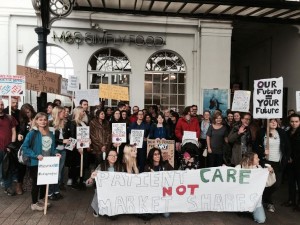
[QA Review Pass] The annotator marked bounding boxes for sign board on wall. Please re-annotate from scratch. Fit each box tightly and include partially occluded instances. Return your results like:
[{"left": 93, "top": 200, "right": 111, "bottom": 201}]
[
  {"left": 99, "top": 84, "right": 129, "bottom": 101},
  {"left": 253, "top": 77, "right": 283, "bottom": 119},
  {"left": 0, "top": 75, "right": 26, "bottom": 96},
  {"left": 17, "top": 65, "right": 61, "bottom": 94}
]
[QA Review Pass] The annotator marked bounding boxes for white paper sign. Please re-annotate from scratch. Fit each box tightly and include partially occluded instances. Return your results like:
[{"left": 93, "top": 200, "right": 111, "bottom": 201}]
[
  {"left": 95, "top": 167, "right": 268, "bottom": 216},
  {"left": 67, "top": 75, "right": 79, "bottom": 91},
  {"left": 37, "top": 157, "right": 60, "bottom": 185},
  {"left": 60, "top": 78, "right": 73, "bottom": 97},
  {"left": 130, "top": 129, "right": 144, "bottom": 148},
  {"left": 183, "top": 131, "right": 197, "bottom": 141},
  {"left": 0, "top": 74, "right": 26, "bottom": 96},
  {"left": 296, "top": 91, "right": 300, "bottom": 112},
  {"left": 74, "top": 89, "right": 99, "bottom": 106},
  {"left": 231, "top": 90, "right": 251, "bottom": 112},
  {"left": 112, "top": 123, "right": 127, "bottom": 143},
  {"left": 253, "top": 77, "right": 283, "bottom": 119},
  {"left": 65, "top": 138, "right": 77, "bottom": 151},
  {"left": 77, "top": 126, "right": 90, "bottom": 148}
]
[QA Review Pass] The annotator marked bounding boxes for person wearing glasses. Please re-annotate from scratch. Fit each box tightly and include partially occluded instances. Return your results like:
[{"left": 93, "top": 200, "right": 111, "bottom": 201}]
[{"left": 228, "top": 112, "right": 253, "bottom": 166}]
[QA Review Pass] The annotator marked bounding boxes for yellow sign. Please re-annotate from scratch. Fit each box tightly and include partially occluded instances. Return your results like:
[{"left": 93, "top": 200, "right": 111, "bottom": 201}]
[{"left": 99, "top": 84, "right": 129, "bottom": 101}]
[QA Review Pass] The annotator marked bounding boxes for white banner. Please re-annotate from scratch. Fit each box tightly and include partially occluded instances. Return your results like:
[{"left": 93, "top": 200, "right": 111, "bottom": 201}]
[
  {"left": 231, "top": 90, "right": 251, "bottom": 112},
  {"left": 296, "top": 91, "right": 300, "bottom": 112},
  {"left": 37, "top": 157, "right": 60, "bottom": 185},
  {"left": 74, "top": 89, "right": 99, "bottom": 106},
  {"left": 77, "top": 126, "right": 90, "bottom": 148},
  {"left": 253, "top": 77, "right": 283, "bottom": 119},
  {"left": 0, "top": 74, "right": 26, "bottom": 96},
  {"left": 130, "top": 130, "right": 144, "bottom": 148},
  {"left": 67, "top": 75, "right": 79, "bottom": 91},
  {"left": 112, "top": 123, "right": 127, "bottom": 143},
  {"left": 96, "top": 167, "right": 268, "bottom": 216}
]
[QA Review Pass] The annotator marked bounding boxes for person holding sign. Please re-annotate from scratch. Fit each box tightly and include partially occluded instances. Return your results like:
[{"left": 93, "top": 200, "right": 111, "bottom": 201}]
[
  {"left": 90, "top": 109, "right": 112, "bottom": 167},
  {"left": 22, "top": 112, "right": 61, "bottom": 211}
]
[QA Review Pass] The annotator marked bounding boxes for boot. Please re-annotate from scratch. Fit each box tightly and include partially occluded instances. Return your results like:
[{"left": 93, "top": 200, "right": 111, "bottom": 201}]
[{"left": 15, "top": 183, "right": 23, "bottom": 195}]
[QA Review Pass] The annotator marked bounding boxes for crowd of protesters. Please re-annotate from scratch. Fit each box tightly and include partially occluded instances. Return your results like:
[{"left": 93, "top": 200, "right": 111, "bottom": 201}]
[{"left": 0, "top": 97, "right": 300, "bottom": 223}]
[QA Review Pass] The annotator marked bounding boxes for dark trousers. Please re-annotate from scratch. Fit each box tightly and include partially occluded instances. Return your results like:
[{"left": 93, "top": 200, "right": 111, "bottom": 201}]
[
  {"left": 17, "top": 162, "right": 27, "bottom": 183},
  {"left": 287, "top": 163, "right": 300, "bottom": 205},
  {"left": 137, "top": 147, "right": 147, "bottom": 173},
  {"left": 29, "top": 166, "right": 45, "bottom": 204},
  {"left": 199, "top": 139, "right": 207, "bottom": 168},
  {"left": 208, "top": 153, "right": 223, "bottom": 167},
  {"left": 263, "top": 161, "right": 281, "bottom": 204}
]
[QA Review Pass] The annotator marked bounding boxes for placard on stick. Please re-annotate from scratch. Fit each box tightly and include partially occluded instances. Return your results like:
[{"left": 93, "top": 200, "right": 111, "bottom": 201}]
[
  {"left": 37, "top": 157, "right": 60, "bottom": 185},
  {"left": 99, "top": 84, "right": 129, "bottom": 101},
  {"left": 130, "top": 130, "right": 144, "bottom": 148},
  {"left": 0, "top": 75, "right": 26, "bottom": 96},
  {"left": 231, "top": 90, "right": 251, "bottom": 112},
  {"left": 77, "top": 126, "right": 90, "bottom": 148},
  {"left": 147, "top": 139, "right": 175, "bottom": 168},
  {"left": 112, "top": 123, "right": 127, "bottom": 143}
]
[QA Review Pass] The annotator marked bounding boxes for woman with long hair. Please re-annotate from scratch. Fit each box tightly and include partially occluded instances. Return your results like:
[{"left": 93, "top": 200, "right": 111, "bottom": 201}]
[
  {"left": 22, "top": 112, "right": 60, "bottom": 211},
  {"left": 149, "top": 114, "right": 171, "bottom": 141},
  {"left": 122, "top": 145, "right": 139, "bottom": 174},
  {"left": 199, "top": 110, "right": 211, "bottom": 168}
]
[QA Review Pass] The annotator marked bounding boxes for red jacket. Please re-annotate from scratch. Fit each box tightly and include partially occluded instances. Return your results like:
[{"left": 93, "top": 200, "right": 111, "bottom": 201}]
[{"left": 175, "top": 117, "right": 200, "bottom": 142}]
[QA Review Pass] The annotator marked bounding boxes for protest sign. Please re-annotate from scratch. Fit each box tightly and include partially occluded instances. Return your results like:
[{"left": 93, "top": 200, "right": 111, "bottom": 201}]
[
  {"left": 147, "top": 139, "right": 175, "bottom": 168},
  {"left": 231, "top": 90, "right": 251, "bottom": 112},
  {"left": 67, "top": 75, "right": 79, "bottom": 91},
  {"left": 296, "top": 91, "right": 300, "bottom": 112},
  {"left": 60, "top": 78, "right": 73, "bottom": 97},
  {"left": 74, "top": 89, "right": 99, "bottom": 106},
  {"left": 203, "top": 89, "right": 229, "bottom": 117},
  {"left": 99, "top": 84, "right": 129, "bottom": 101},
  {"left": 65, "top": 138, "right": 77, "bottom": 151},
  {"left": 0, "top": 75, "right": 26, "bottom": 96},
  {"left": 17, "top": 65, "right": 61, "bottom": 94},
  {"left": 77, "top": 126, "right": 90, "bottom": 148},
  {"left": 37, "top": 157, "right": 60, "bottom": 185},
  {"left": 130, "top": 130, "right": 144, "bottom": 148},
  {"left": 183, "top": 131, "right": 197, "bottom": 141},
  {"left": 112, "top": 123, "right": 127, "bottom": 143},
  {"left": 95, "top": 167, "right": 268, "bottom": 216},
  {"left": 253, "top": 77, "right": 283, "bottom": 119}
]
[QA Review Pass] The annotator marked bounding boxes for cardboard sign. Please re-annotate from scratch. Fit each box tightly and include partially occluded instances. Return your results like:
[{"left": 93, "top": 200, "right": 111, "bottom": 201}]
[
  {"left": 95, "top": 167, "right": 268, "bottom": 216},
  {"left": 60, "top": 78, "right": 73, "bottom": 97},
  {"left": 112, "top": 123, "right": 127, "bottom": 143},
  {"left": 67, "top": 75, "right": 79, "bottom": 91},
  {"left": 77, "top": 126, "right": 90, "bottom": 148},
  {"left": 231, "top": 90, "right": 251, "bottom": 112},
  {"left": 147, "top": 139, "right": 175, "bottom": 168},
  {"left": 130, "top": 129, "right": 144, "bottom": 148},
  {"left": 17, "top": 65, "right": 61, "bottom": 94},
  {"left": 253, "top": 77, "right": 283, "bottom": 119},
  {"left": 0, "top": 74, "right": 26, "bottom": 96},
  {"left": 99, "top": 84, "right": 129, "bottom": 101},
  {"left": 74, "top": 89, "right": 99, "bottom": 106},
  {"left": 37, "top": 157, "right": 60, "bottom": 185},
  {"left": 296, "top": 91, "right": 300, "bottom": 112}
]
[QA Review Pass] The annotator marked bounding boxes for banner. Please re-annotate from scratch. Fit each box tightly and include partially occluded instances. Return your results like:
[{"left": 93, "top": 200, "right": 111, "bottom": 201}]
[
  {"left": 147, "top": 139, "right": 175, "bottom": 168},
  {"left": 130, "top": 129, "right": 144, "bottom": 148},
  {"left": 99, "top": 84, "right": 129, "bottom": 101},
  {"left": 112, "top": 123, "right": 127, "bottom": 143},
  {"left": 67, "top": 75, "right": 79, "bottom": 91},
  {"left": 17, "top": 65, "right": 61, "bottom": 94},
  {"left": 95, "top": 167, "right": 268, "bottom": 216},
  {"left": 231, "top": 90, "right": 251, "bottom": 112},
  {"left": 203, "top": 89, "right": 229, "bottom": 117},
  {"left": 0, "top": 75, "right": 26, "bottom": 96},
  {"left": 296, "top": 91, "right": 300, "bottom": 112},
  {"left": 253, "top": 77, "right": 283, "bottom": 119},
  {"left": 77, "top": 126, "right": 90, "bottom": 148},
  {"left": 74, "top": 89, "right": 99, "bottom": 106},
  {"left": 37, "top": 157, "right": 60, "bottom": 185}
]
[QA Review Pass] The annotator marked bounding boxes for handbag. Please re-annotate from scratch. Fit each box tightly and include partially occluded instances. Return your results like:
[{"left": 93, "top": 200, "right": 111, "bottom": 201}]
[
  {"left": 18, "top": 131, "right": 37, "bottom": 166},
  {"left": 266, "top": 171, "right": 276, "bottom": 187}
]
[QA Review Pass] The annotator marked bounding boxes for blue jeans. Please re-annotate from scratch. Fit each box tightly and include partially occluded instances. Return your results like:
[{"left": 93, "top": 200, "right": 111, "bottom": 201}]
[
  {"left": 49, "top": 150, "right": 66, "bottom": 195},
  {"left": 253, "top": 205, "right": 266, "bottom": 224}
]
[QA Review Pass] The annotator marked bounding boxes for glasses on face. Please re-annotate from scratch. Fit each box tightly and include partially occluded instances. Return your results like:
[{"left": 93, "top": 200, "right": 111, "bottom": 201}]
[
  {"left": 108, "top": 155, "right": 117, "bottom": 158},
  {"left": 153, "top": 153, "right": 160, "bottom": 156}
]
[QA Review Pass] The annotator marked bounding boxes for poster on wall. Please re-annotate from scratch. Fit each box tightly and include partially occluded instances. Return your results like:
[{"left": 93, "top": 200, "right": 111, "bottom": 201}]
[
  {"left": 231, "top": 90, "right": 251, "bottom": 112},
  {"left": 202, "top": 89, "right": 229, "bottom": 117},
  {"left": 296, "top": 91, "right": 300, "bottom": 112},
  {"left": 253, "top": 77, "right": 283, "bottom": 119}
]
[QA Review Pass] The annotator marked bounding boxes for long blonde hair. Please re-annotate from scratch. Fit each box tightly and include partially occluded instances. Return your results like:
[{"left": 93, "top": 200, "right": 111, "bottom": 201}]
[
  {"left": 72, "top": 106, "right": 84, "bottom": 125},
  {"left": 31, "top": 112, "right": 49, "bottom": 132},
  {"left": 52, "top": 106, "right": 65, "bottom": 129},
  {"left": 240, "top": 152, "right": 257, "bottom": 169},
  {"left": 123, "top": 145, "right": 139, "bottom": 174}
]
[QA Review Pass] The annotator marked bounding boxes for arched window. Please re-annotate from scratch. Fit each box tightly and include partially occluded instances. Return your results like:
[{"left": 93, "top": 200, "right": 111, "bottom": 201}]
[
  {"left": 88, "top": 48, "right": 131, "bottom": 107},
  {"left": 145, "top": 50, "right": 186, "bottom": 112}
]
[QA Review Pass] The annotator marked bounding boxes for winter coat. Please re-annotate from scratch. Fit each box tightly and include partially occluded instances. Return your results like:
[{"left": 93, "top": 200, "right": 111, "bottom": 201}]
[{"left": 90, "top": 118, "right": 112, "bottom": 154}]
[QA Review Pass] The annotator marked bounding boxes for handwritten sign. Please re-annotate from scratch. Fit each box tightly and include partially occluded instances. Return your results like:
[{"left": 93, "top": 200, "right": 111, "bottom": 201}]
[
  {"left": 17, "top": 65, "right": 61, "bottom": 94},
  {"left": 253, "top": 77, "right": 283, "bottom": 119},
  {"left": 60, "top": 78, "right": 73, "bottom": 97},
  {"left": 130, "top": 129, "right": 144, "bottom": 148},
  {"left": 147, "top": 139, "right": 175, "bottom": 167},
  {"left": 99, "top": 84, "right": 129, "bottom": 101},
  {"left": 65, "top": 138, "right": 77, "bottom": 151},
  {"left": 67, "top": 75, "right": 79, "bottom": 91},
  {"left": 231, "top": 90, "right": 251, "bottom": 112},
  {"left": 95, "top": 167, "right": 268, "bottom": 216},
  {"left": 112, "top": 123, "right": 127, "bottom": 143},
  {"left": 183, "top": 131, "right": 197, "bottom": 141},
  {"left": 77, "top": 126, "right": 90, "bottom": 148},
  {"left": 74, "top": 89, "right": 99, "bottom": 106},
  {"left": 296, "top": 91, "right": 300, "bottom": 112},
  {"left": 37, "top": 157, "right": 60, "bottom": 185},
  {"left": 0, "top": 75, "right": 26, "bottom": 96}
]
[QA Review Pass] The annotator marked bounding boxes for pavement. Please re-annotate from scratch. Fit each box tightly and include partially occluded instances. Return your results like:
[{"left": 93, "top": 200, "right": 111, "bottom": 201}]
[{"left": 0, "top": 183, "right": 300, "bottom": 225}]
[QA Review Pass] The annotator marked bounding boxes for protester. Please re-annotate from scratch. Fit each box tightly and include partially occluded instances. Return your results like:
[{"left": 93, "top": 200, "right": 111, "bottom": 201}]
[
  {"left": 122, "top": 145, "right": 139, "bottom": 174},
  {"left": 199, "top": 110, "right": 211, "bottom": 168},
  {"left": 149, "top": 114, "right": 171, "bottom": 140}
]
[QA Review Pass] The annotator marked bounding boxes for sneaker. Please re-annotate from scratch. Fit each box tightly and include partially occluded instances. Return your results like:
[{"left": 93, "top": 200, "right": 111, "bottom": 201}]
[
  {"left": 31, "top": 202, "right": 44, "bottom": 211},
  {"left": 93, "top": 210, "right": 99, "bottom": 218},
  {"left": 48, "top": 194, "right": 59, "bottom": 201},
  {"left": 38, "top": 199, "right": 51, "bottom": 208},
  {"left": 54, "top": 193, "right": 64, "bottom": 200},
  {"left": 267, "top": 204, "right": 275, "bottom": 213},
  {"left": 4, "top": 188, "right": 16, "bottom": 196},
  {"left": 67, "top": 179, "right": 73, "bottom": 186}
]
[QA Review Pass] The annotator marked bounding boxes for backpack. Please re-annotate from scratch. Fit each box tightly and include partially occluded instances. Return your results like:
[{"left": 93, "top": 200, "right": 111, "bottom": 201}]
[{"left": 17, "top": 131, "right": 37, "bottom": 166}]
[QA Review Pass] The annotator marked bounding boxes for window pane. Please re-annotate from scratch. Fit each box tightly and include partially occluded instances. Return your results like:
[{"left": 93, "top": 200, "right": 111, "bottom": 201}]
[
  {"left": 162, "top": 74, "right": 169, "bottom": 83},
  {"left": 145, "top": 74, "right": 152, "bottom": 82},
  {"left": 153, "top": 83, "right": 160, "bottom": 93},
  {"left": 170, "top": 74, "right": 178, "bottom": 83},
  {"left": 170, "top": 84, "right": 177, "bottom": 93},
  {"left": 153, "top": 74, "right": 161, "bottom": 82},
  {"left": 170, "top": 95, "right": 177, "bottom": 105},
  {"left": 178, "top": 74, "right": 185, "bottom": 83},
  {"left": 162, "top": 84, "right": 169, "bottom": 94},
  {"left": 178, "top": 84, "right": 185, "bottom": 94},
  {"left": 178, "top": 95, "right": 185, "bottom": 105},
  {"left": 161, "top": 94, "right": 169, "bottom": 105},
  {"left": 153, "top": 94, "right": 160, "bottom": 105},
  {"left": 145, "top": 83, "right": 152, "bottom": 93},
  {"left": 145, "top": 94, "right": 152, "bottom": 104}
]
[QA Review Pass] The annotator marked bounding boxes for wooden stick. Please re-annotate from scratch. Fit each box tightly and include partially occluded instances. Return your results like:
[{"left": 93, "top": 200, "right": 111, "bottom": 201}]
[
  {"left": 44, "top": 184, "right": 49, "bottom": 215},
  {"left": 80, "top": 152, "right": 83, "bottom": 177},
  {"left": 266, "top": 119, "right": 270, "bottom": 160},
  {"left": 71, "top": 91, "right": 75, "bottom": 114},
  {"left": 117, "top": 146, "right": 119, "bottom": 154},
  {"left": 8, "top": 95, "right": 11, "bottom": 115}
]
